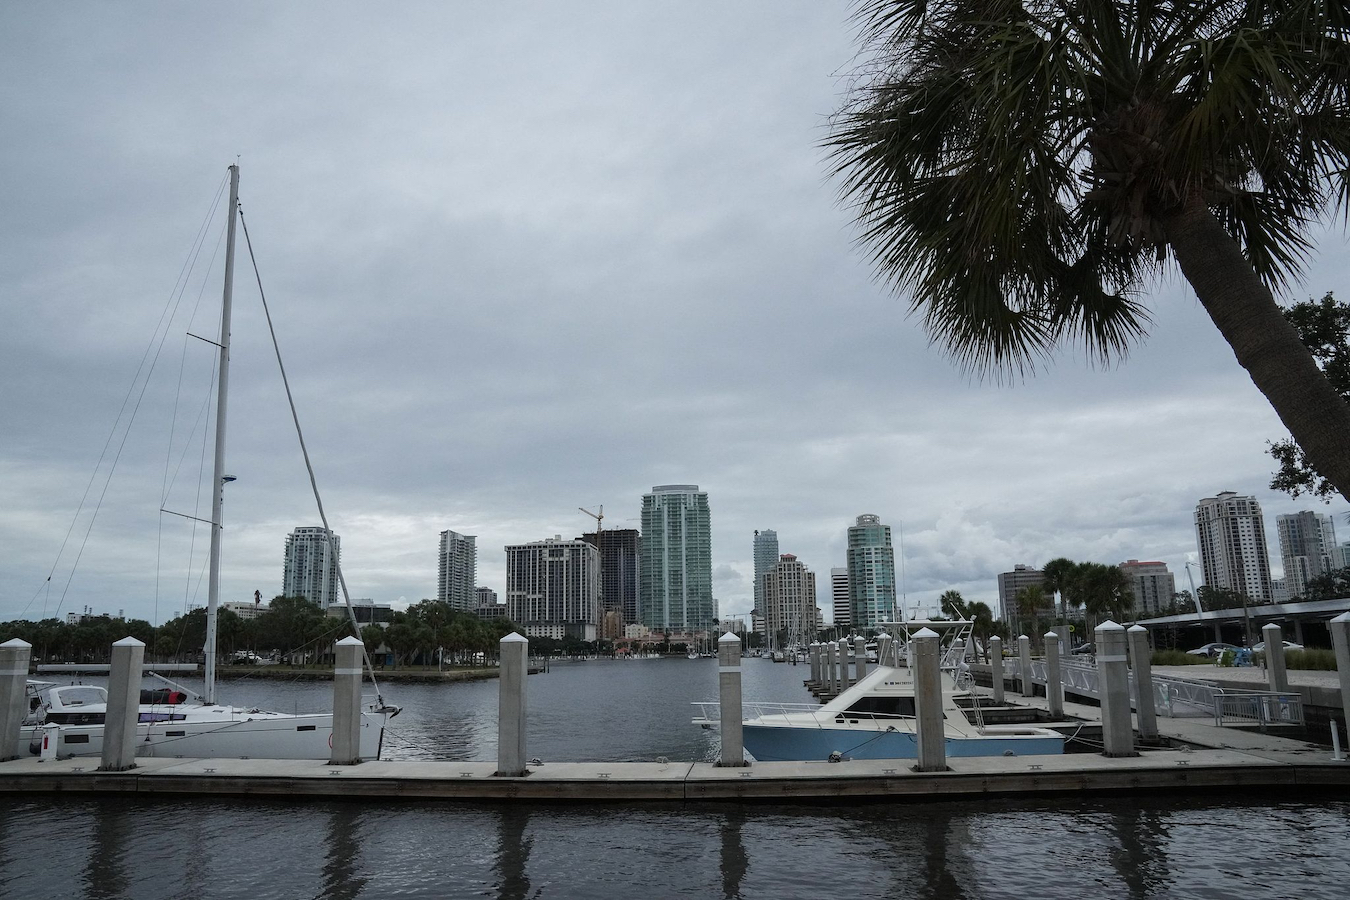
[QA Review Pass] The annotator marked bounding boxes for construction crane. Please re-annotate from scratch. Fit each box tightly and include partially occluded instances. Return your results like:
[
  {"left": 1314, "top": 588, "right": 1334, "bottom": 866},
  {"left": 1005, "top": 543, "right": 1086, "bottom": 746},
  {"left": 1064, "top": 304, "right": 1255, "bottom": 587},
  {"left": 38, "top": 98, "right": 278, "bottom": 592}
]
[{"left": 579, "top": 504, "right": 603, "bottom": 536}]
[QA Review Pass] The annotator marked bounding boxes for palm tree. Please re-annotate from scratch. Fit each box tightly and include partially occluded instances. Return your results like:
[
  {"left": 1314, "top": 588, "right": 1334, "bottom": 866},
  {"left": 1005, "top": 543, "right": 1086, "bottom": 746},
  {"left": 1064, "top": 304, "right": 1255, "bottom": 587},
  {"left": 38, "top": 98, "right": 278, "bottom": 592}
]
[
  {"left": 1077, "top": 562, "right": 1136, "bottom": 629},
  {"left": 938, "top": 589, "right": 969, "bottom": 619},
  {"left": 1041, "top": 557, "right": 1078, "bottom": 621},
  {"left": 830, "top": 1, "right": 1350, "bottom": 500},
  {"left": 1015, "top": 584, "right": 1048, "bottom": 640},
  {"left": 967, "top": 600, "right": 995, "bottom": 662}
]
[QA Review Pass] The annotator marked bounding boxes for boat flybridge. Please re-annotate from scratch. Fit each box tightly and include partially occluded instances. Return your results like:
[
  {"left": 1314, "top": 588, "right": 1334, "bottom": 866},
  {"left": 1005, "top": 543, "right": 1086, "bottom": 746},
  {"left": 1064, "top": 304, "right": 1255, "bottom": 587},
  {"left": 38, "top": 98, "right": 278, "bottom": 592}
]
[{"left": 694, "top": 618, "right": 1064, "bottom": 762}]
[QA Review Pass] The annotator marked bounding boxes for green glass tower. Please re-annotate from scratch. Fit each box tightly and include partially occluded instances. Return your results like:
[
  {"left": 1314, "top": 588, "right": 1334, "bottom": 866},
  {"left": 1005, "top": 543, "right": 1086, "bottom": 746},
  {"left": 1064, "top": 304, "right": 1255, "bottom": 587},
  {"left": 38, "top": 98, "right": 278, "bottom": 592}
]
[
  {"left": 846, "top": 513, "right": 896, "bottom": 629},
  {"left": 639, "top": 484, "right": 714, "bottom": 635}
]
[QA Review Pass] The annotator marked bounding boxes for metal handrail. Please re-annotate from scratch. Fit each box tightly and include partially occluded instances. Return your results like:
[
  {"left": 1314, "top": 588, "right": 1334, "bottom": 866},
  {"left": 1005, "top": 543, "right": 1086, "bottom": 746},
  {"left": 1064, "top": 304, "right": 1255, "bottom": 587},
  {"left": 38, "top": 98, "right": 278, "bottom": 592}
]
[{"left": 1211, "top": 689, "right": 1304, "bottom": 731}]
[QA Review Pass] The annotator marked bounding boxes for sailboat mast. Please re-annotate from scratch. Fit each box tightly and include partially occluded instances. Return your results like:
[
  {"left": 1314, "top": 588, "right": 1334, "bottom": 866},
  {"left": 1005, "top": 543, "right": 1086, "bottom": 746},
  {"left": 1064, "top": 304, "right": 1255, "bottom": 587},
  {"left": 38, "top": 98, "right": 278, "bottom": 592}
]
[{"left": 204, "top": 163, "right": 240, "bottom": 705}]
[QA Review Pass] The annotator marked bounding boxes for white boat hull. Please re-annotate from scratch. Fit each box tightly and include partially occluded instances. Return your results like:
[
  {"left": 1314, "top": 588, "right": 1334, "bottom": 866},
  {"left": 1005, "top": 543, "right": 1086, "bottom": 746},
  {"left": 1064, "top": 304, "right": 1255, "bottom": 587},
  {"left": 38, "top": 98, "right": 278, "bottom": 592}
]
[{"left": 25, "top": 709, "right": 387, "bottom": 760}]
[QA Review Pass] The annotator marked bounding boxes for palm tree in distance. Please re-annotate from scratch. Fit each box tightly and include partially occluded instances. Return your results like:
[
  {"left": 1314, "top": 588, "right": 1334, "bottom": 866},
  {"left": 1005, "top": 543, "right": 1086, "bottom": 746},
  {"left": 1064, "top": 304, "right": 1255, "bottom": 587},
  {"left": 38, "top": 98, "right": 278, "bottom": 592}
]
[
  {"left": 1041, "top": 558, "right": 1078, "bottom": 622},
  {"left": 1015, "top": 584, "right": 1048, "bottom": 643},
  {"left": 938, "top": 588, "right": 969, "bottom": 619},
  {"left": 830, "top": 0, "right": 1350, "bottom": 499}
]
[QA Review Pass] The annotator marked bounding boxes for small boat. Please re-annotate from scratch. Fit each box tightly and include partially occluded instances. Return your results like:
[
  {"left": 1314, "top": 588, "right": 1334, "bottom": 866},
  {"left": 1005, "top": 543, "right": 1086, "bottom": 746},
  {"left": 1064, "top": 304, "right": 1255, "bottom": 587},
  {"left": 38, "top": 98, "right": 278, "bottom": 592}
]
[{"left": 693, "top": 619, "right": 1064, "bottom": 762}]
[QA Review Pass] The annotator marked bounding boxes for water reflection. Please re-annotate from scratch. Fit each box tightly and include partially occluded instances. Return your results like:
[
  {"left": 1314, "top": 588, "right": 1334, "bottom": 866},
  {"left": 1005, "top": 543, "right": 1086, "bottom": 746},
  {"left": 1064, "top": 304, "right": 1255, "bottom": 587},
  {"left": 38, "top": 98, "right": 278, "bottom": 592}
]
[
  {"left": 1110, "top": 804, "right": 1173, "bottom": 898},
  {"left": 918, "top": 813, "right": 972, "bottom": 900},
  {"left": 494, "top": 808, "right": 531, "bottom": 900},
  {"left": 719, "top": 808, "right": 748, "bottom": 899},
  {"left": 319, "top": 806, "right": 368, "bottom": 900},
  {"left": 80, "top": 801, "right": 130, "bottom": 900}
]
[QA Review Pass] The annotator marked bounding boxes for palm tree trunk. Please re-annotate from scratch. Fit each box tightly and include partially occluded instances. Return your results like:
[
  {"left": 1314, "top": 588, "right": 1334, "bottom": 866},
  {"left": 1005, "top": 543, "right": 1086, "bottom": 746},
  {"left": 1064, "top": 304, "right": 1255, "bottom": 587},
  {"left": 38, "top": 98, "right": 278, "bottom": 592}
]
[{"left": 1163, "top": 199, "right": 1350, "bottom": 500}]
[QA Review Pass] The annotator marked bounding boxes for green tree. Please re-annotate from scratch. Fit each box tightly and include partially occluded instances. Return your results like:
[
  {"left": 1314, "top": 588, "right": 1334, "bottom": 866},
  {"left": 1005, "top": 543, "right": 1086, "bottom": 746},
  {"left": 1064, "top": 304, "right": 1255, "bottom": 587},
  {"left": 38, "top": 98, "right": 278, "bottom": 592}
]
[
  {"left": 831, "top": 0, "right": 1350, "bottom": 500},
  {"left": 1015, "top": 585, "right": 1047, "bottom": 639},
  {"left": 967, "top": 600, "right": 995, "bottom": 662},
  {"left": 1269, "top": 292, "right": 1350, "bottom": 499},
  {"left": 1077, "top": 562, "right": 1136, "bottom": 626},
  {"left": 938, "top": 589, "right": 968, "bottom": 619},
  {"left": 1041, "top": 558, "right": 1078, "bottom": 621}
]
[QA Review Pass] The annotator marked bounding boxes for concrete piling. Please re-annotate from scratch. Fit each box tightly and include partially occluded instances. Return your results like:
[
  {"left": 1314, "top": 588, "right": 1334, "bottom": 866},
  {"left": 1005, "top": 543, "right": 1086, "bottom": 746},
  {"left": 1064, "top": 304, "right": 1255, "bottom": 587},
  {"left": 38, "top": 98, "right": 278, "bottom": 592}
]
[
  {"left": 1096, "top": 621, "right": 1135, "bottom": 757},
  {"left": 877, "top": 633, "right": 891, "bottom": 667},
  {"left": 828, "top": 642, "right": 840, "bottom": 695},
  {"left": 1128, "top": 625, "right": 1158, "bottom": 740},
  {"left": 718, "top": 633, "right": 747, "bottom": 767},
  {"left": 1018, "top": 635, "right": 1033, "bottom": 697},
  {"left": 0, "top": 639, "right": 32, "bottom": 762},
  {"left": 911, "top": 627, "right": 946, "bottom": 772},
  {"left": 989, "top": 636, "right": 1005, "bottom": 704},
  {"left": 99, "top": 636, "right": 145, "bottom": 772},
  {"left": 329, "top": 636, "right": 365, "bottom": 765},
  {"left": 854, "top": 636, "right": 868, "bottom": 682},
  {"left": 809, "top": 643, "right": 820, "bottom": 685},
  {"left": 1332, "top": 613, "right": 1350, "bottom": 747},
  {"left": 1043, "top": 630, "right": 1063, "bottom": 719},
  {"left": 840, "top": 639, "right": 853, "bottom": 690},
  {"left": 1262, "top": 623, "right": 1290, "bottom": 694},
  {"left": 496, "top": 632, "right": 529, "bottom": 777}
]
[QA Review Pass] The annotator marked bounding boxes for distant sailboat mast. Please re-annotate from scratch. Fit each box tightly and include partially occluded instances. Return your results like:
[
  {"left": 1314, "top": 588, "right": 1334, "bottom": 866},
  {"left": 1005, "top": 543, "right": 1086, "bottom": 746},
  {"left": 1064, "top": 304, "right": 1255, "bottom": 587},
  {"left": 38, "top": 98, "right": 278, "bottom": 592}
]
[{"left": 204, "top": 163, "right": 240, "bottom": 705}]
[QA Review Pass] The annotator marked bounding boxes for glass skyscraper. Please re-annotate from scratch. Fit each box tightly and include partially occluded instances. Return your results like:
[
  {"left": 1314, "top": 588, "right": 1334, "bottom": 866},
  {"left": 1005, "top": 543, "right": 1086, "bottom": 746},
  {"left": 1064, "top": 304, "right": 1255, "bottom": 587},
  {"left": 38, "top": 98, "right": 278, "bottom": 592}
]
[
  {"left": 846, "top": 514, "right": 896, "bottom": 629},
  {"left": 752, "top": 529, "right": 779, "bottom": 615},
  {"left": 639, "top": 484, "right": 713, "bottom": 635}
]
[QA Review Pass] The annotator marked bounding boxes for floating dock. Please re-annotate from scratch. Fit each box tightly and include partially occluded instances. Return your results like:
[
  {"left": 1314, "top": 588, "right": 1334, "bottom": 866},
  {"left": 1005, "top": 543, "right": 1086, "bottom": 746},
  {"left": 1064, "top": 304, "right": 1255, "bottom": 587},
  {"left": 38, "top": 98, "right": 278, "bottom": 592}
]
[{"left": 2, "top": 694, "right": 1346, "bottom": 804}]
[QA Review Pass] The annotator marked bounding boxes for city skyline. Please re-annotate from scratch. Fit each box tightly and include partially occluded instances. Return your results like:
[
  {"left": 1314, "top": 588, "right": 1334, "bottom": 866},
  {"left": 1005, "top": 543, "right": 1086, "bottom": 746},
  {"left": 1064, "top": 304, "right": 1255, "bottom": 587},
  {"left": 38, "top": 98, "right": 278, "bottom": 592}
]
[{"left": 3, "top": 5, "right": 1349, "bottom": 630}]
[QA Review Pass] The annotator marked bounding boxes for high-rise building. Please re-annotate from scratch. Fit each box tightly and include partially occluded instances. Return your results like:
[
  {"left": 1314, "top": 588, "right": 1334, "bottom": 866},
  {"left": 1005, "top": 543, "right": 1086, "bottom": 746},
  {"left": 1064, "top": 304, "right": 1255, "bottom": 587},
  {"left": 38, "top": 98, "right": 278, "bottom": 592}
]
[
  {"left": 282, "top": 526, "right": 341, "bottom": 609},
  {"left": 831, "top": 567, "right": 850, "bottom": 629},
  {"left": 1277, "top": 511, "right": 1337, "bottom": 600},
  {"left": 475, "top": 586, "right": 499, "bottom": 608},
  {"left": 580, "top": 528, "right": 641, "bottom": 628},
  {"left": 1194, "top": 492, "right": 1273, "bottom": 601},
  {"left": 1334, "top": 541, "right": 1350, "bottom": 572},
  {"left": 437, "top": 530, "right": 477, "bottom": 611},
  {"left": 760, "top": 554, "right": 820, "bottom": 650},
  {"left": 997, "top": 564, "right": 1049, "bottom": 630},
  {"left": 846, "top": 514, "right": 896, "bottom": 629},
  {"left": 639, "top": 484, "right": 714, "bottom": 635},
  {"left": 505, "top": 536, "right": 600, "bottom": 642},
  {"left": 1118, "top": 560, "right": 1176, "bottom": 617},
  {"left": 752, "top": 529, "right": 779, "bottom": 616}
]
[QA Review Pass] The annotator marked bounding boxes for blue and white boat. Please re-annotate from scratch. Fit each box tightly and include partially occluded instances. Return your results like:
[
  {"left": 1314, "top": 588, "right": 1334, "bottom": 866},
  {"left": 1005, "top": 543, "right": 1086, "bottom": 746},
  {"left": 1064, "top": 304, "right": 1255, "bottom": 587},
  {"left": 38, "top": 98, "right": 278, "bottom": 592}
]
[{"left": 694, "top": 620, "right": 1064, "bottom": 762}]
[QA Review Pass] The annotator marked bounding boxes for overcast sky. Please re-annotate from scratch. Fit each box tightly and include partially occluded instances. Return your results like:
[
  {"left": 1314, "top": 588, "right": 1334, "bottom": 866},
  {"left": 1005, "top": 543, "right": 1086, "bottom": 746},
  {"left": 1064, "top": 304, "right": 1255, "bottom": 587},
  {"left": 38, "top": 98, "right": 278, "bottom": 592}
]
[{"left": 2, "top": 3, "right": 1347, "bottom": 629}]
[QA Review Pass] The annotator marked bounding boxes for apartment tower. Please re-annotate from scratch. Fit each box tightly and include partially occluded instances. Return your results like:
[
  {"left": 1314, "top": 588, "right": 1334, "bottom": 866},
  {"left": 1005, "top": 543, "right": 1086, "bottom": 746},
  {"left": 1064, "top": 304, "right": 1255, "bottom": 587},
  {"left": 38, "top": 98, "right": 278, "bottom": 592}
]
[
  {"left": 846, "top": 514, "right": 896, "bottom": 630},
  {"left": 282, "top": 526, "right": 341, "bottom": 609},
  {"left": 639, "top": 485, "right": 714, "bottom": 636},
  {"left": 437, "top": 530, "right": 478, "bottom": 611},
  {"left": 1194, "top": 492, "right": 1273, "bottom": 601}
]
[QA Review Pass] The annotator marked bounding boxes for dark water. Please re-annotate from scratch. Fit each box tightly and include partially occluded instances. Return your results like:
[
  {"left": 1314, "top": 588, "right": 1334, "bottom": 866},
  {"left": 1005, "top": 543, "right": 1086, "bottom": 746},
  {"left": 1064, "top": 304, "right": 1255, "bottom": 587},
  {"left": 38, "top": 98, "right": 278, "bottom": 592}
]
[{"left": 6, "top": 659, "right": 1349, "bottom": 899}]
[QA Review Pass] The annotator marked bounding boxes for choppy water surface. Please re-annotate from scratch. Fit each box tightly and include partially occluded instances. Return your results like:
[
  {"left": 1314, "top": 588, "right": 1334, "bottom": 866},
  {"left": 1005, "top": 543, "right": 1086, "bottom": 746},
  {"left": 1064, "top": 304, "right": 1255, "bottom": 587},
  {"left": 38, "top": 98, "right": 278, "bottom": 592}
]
[{"left": 5, "top": 658, "right": 1348, "bottom": 899}]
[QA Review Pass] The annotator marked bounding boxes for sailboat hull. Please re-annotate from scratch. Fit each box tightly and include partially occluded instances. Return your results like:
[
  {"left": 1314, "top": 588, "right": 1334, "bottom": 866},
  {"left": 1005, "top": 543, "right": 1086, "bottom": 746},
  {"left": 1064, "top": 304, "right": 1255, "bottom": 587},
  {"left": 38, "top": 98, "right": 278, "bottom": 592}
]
[{"left": 26, "top": 710, "right": 387, "bottom": 761}]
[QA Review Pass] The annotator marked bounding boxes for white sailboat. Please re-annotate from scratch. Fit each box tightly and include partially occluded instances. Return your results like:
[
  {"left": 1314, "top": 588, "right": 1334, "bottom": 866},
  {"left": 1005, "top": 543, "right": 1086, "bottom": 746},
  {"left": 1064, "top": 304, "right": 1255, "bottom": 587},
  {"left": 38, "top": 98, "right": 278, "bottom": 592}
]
[{"left": 22, "top": 165, "right": 398, "bottom": 761}]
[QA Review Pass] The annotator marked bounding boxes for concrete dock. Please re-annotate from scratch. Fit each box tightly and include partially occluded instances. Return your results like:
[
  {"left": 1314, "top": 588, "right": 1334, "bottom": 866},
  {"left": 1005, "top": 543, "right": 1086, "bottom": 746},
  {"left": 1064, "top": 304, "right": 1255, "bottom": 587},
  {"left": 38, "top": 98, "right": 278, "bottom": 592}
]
[{"left": 1, "top": 712, "right": 1345, "bottom": 803}]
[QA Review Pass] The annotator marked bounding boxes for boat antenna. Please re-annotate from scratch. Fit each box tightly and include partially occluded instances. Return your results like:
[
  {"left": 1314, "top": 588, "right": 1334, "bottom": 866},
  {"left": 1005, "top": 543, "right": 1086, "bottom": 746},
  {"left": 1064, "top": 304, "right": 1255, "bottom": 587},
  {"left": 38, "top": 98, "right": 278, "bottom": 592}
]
[{"left": 237, "top": 203, "right": 387, "bottom": 708}]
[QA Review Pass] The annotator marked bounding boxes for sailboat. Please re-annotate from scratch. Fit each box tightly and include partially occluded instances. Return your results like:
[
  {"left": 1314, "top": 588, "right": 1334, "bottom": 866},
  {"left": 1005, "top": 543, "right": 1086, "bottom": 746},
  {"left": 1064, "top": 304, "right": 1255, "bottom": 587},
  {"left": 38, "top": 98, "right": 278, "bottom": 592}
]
[{"left": 22, "top": 165, "right": 398, "bottom": 761}]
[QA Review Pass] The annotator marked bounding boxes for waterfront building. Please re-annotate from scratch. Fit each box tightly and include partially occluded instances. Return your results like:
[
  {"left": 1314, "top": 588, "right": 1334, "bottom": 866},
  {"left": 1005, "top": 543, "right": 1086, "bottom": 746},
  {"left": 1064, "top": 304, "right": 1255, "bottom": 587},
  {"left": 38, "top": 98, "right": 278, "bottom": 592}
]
[
  {"left": 222, "top": 601, "right": 265, "bottom": 622},
  {"left": 996, "top": 564, "right": 1050, "bottom": 632},
  {"left": 1194, "top": 492, "right": 1273, "bottom": 601},
  {"left": 760, "top": 554, "right": 820, "bottom": 650},
  {"left": 324, "top": 599, "right": 393, "bottom": 624},
  {"left": 831, "top": 567, "right": 850, "bottom": 630},
  {"left": 283, "top": 526, "right": 341, "bottom": 609},
  {"left": 639, "top": 484, "right": 714, "bottom": 636},
  {"left": 719, "top": 617, "right": 747, "bottom": 636},
  {"left": 580, "top": 528, "right": 641, "bottom": 628},
  {"left": 1277, "top": 511, "right": 1338, "bottom": 600},
  {"left": 1335, "top": 541, "right": 1350, "bottom": 571},
  {"left": 1271, "top": 577, "right": 1290, "bottom": 603},
  {"left": 505, "top": 535, "right": 600, "bottom": 642},
  {"left": 1117, "top": 560, "right": 1176, "bottom": 617},
  {"left": 437, "top": 530, "right": 477, "bottom": 611},
  {"left": 846, "top": 515, "right": 896, "bottom": 629},
  {"left": 752, "top": 529, "right": 779, "bottom": 617},
  {"left": 475, "top": 586, "right": 498, "bottom": 608}
]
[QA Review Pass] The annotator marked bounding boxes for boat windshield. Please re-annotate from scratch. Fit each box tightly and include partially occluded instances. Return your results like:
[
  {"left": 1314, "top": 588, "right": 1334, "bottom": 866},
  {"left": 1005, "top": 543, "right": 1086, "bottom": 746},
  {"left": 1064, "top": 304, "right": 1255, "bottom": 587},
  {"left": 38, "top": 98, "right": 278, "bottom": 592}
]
[{"left": 51, "top": 687, "right": 107, "bottom": 707}]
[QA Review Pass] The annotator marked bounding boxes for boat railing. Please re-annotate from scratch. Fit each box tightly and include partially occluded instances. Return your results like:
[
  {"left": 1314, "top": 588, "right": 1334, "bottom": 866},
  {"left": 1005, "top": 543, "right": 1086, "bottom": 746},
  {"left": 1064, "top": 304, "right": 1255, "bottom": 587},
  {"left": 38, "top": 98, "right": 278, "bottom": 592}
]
[{"left": 691, "top": 701, "right": 916, "bottom": 729}]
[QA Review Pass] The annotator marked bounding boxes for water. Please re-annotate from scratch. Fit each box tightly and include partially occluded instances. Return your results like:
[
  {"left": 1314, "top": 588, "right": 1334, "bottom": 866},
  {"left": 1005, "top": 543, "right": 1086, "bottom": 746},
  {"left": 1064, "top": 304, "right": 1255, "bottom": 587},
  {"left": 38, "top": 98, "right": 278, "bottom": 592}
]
[{"left": 6, "top": 658, "right": 1349, "bottom": 899}]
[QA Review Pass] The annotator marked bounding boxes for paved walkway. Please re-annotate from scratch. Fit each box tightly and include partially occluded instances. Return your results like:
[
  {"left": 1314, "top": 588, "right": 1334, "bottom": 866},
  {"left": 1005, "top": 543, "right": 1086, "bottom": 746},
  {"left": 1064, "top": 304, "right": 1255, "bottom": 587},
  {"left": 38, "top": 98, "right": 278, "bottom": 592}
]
[{"left": 1153, "top": 664, "right": 1341, "bottom": 690}]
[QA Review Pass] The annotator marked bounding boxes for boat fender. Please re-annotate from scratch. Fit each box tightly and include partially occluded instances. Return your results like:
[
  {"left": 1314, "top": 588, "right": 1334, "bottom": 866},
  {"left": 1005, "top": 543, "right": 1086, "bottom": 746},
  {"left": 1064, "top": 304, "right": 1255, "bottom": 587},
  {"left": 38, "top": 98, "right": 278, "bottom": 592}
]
[
  {"left": 1002, "top": 749, "right": 1017, "bottom": 757},
  {"left": 828, "top": 751, "right": 843, "bottom": 763},
  {"left": 530, "top": 757, "right": 543, "bottom": 766}
]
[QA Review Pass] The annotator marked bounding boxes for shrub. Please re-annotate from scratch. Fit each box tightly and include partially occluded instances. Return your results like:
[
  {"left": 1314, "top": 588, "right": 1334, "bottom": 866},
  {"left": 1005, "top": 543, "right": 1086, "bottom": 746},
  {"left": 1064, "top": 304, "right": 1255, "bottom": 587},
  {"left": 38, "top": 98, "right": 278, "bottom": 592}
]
[
  {"left": 1151, "top": 650, "right": 1210, "bottom": 666},
  {"left": 1285, "top": 649, "right": 1337, "bottom": 671}
]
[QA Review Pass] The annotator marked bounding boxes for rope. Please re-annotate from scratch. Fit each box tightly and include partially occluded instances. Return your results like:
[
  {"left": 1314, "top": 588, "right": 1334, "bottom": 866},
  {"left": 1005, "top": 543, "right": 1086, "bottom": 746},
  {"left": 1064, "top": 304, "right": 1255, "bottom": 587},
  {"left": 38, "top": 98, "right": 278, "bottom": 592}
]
[{"left": 236, "top": 206, "right": 386, "bottom": 708}]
